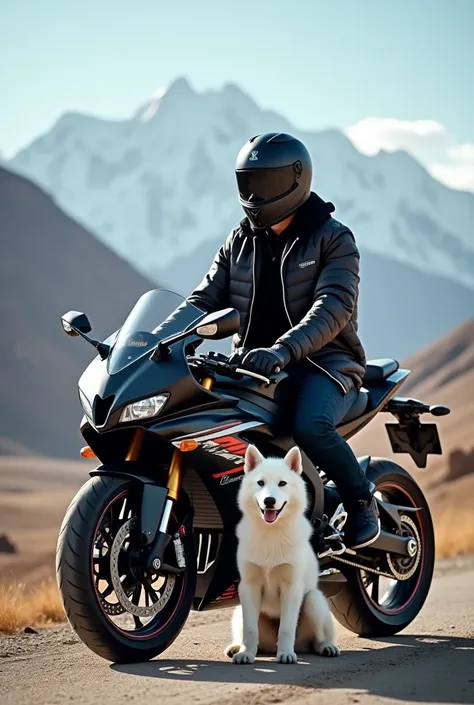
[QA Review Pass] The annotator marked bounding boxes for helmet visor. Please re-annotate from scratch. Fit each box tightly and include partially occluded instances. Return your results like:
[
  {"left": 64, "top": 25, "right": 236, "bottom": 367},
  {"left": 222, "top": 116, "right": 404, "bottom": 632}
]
[{"left": 236, "top": 165, "right": 297, "bottom": 203}]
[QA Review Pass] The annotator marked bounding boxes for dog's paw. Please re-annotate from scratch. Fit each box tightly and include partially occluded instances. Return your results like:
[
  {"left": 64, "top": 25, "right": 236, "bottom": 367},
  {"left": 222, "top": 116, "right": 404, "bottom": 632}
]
[
  {"left": 276, "top": 650, "right": 298, "bottom": 664},
  {"left": 317, "top": 641, "right": 340, "bottom": 657},
  {"left": 232, "top": 650, "right": 255, "bottom": 664},
  {"left": 224, "top": 644, "right": 241, "bottom": 659}
]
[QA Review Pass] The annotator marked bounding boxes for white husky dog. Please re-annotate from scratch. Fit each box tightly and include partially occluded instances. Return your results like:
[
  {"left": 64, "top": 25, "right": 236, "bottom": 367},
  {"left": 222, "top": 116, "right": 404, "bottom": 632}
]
[{"left": 225, "top": 445, "right": 340, "bottom": 664}]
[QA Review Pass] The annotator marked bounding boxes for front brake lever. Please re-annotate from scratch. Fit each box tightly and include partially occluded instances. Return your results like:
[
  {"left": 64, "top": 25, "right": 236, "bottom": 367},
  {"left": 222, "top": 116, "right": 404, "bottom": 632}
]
[{"left": 234, "top": 367, "right": 272, "bottom": 385}]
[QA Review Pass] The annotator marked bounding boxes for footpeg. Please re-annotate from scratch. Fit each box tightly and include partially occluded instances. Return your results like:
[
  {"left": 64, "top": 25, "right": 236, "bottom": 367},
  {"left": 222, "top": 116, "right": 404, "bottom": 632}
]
[
  {"left": 318, "top": 542, "right": 347, "bottom": 559},
  {"left": 317, "top": 503, "right": 349, "bottom": 558}
]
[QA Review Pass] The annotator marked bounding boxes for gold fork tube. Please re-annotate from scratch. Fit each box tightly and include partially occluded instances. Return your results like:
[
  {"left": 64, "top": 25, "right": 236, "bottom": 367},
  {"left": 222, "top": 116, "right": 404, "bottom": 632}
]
[
  {"left": 125, "top": 428, "right": 145, "bottom": 461},
  {"left": 126, "top": 426, "right": 185, "bottom": 501},
  {"left": 165, "top": 375, "right": 212, "bottom": 501},
  {"left": 167, "top": 449, "right": 184, "bottom": 501},
  {"left": 201, "top": 376, "right": 214, "bottom": 390}
]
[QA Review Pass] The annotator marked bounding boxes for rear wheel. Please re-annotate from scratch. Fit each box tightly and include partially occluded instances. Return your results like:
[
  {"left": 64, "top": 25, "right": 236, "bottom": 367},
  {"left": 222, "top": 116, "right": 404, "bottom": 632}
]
[
  {"left": 329, "top": 458, "right": 434, "bottom": 636},
  {"left": 56, "top": 473, "right": 196, "bottom": 662}
]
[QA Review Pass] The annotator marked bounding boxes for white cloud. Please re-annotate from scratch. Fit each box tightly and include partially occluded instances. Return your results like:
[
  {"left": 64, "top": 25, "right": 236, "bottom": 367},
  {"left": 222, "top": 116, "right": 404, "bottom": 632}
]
[
  {"left": 344, "top": 117, "right": 474, "bottom": 193},
  {"left": 448, "top": 143, "right": 474, "bottom": 162},
  {"left": 428, "top": 162, "right": 474, "bottom": 192},
  {"left": 344, "top": 117, "right": 448, "bottom": 157}
]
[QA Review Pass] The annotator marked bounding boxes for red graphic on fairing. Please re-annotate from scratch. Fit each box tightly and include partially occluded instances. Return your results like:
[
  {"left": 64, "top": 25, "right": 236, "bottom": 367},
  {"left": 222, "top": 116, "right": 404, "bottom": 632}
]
[
  {"left": 172, "top": 421, "right": 261, "bottom": 483},
  {"left": 208, "top": 436, "right": 248, "bottom": 479}
]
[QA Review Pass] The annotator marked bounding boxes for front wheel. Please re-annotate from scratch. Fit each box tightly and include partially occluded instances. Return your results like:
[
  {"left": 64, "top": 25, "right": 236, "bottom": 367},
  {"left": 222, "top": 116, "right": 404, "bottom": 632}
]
[
  {"left": 329, "top": 458, "right": 435, "bottom": 637},
  {"left": 56, "top": 473, "right": 196, "bottom": 662}
]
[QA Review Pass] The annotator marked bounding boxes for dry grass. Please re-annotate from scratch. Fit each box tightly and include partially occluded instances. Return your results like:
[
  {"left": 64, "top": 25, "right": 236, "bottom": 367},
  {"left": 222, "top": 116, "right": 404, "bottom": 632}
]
[
  {"left": 434, "top": 505, "right": 474, "bottom": 559},
  {"left": 0, "top": 579, "right": 65, "bottom": 634}
]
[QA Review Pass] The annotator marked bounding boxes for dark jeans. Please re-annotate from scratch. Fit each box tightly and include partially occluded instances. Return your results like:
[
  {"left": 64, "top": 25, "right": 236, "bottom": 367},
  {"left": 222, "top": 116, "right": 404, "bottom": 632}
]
[{"left": 284, "top": 363, "right": 371, "bottom": 505}]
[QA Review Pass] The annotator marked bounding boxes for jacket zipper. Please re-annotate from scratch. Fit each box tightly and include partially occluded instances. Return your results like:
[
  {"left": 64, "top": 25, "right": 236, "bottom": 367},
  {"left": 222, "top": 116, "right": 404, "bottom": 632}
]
[
  {"left": 241, "top": 237, "right": 257, "bottom": 349},
  {"left": 280, "top": 237, "right": 348, "bottom": 395}
]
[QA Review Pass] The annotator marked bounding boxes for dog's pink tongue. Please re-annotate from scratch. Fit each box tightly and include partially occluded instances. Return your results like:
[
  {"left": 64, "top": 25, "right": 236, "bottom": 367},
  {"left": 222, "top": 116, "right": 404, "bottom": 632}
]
[{"left": 263, "top": 509, "right": 278, "bottom": 523}]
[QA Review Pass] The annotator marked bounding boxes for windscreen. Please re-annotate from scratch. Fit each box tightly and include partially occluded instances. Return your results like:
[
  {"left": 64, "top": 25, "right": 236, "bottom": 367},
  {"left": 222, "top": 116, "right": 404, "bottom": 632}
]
[{"left": 107, "top": 289, "right": 205, "bottom": 374}]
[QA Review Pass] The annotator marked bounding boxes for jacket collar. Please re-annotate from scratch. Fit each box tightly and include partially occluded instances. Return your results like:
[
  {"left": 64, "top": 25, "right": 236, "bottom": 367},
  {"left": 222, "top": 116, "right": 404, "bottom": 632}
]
[{"left": 239, "top": 192, "right": 335, "bottom": 241}]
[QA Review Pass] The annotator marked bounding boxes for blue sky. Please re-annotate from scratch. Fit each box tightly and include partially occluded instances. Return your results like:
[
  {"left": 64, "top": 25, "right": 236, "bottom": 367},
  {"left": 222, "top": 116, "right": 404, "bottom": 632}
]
[{"left": 2, "top": 0, "right": 474, "bottom": 188}]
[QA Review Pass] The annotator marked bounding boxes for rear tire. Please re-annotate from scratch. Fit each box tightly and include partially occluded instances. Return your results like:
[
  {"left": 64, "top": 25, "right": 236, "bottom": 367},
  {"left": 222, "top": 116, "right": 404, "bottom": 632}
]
[
  {"left": 56, "top": 473, "right": 196, "bottom": 662},
  {"left": 329, "top": 458, "right": 434, "bottom": 637}
]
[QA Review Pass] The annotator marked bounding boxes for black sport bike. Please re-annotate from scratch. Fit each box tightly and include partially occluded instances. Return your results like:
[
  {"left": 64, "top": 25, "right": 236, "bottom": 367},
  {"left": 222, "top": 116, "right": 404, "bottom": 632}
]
[{"left": 57, "top": 289, "right": 450, "bottom": 663}]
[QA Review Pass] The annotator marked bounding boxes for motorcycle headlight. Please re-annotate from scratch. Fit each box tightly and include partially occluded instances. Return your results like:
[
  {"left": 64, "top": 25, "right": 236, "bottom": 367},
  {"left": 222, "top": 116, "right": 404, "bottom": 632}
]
[
  {"left": 120, "top": 394, "right": 169, "bottom": 423},
  {"left": 79, "top": 389, "right": 93, "bottom": 421}
]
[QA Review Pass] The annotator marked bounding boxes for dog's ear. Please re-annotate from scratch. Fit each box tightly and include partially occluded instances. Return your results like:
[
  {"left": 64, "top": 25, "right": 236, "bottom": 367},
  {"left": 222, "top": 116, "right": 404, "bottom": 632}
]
[
  {"left": 284, "top": 446, "right": 303, "bottom": 474},
  {"left": 244, "top": 444, "right": 264, "bottom": 473}
]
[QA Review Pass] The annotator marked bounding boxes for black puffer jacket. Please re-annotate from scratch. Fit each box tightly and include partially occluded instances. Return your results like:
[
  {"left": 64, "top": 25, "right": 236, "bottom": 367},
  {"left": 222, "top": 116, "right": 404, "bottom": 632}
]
[{"left": 189, "top": 193, "right": 366, "bottom": 393}]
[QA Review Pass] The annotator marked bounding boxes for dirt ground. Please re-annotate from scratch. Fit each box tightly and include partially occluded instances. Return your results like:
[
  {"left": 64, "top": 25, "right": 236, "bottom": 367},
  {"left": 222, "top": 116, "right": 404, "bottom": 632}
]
[{"left": 1, "top": 556, "right": 474, "bottom": 705}]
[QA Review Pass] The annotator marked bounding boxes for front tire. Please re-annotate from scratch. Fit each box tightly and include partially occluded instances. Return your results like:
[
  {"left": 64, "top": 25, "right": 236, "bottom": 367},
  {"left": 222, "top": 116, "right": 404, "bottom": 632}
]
[
  {"left": 56, "top": 473, "right": 196, "bottom": 662},
  {"left": 329, "top": 458, "right": 435, "bottom": 637}
]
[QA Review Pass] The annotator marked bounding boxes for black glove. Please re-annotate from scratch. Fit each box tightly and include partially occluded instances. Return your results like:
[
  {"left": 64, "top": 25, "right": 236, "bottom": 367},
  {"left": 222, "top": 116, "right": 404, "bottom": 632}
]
[
  {"left": 227, "top": 347, "right": 247, "bottom": 366},
  {"left": 242, "top": 344, "right": 292, "bottom": 377}
]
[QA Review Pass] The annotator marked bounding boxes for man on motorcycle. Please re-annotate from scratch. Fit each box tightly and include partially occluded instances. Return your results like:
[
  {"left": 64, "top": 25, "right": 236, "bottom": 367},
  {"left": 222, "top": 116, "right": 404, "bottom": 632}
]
[{"left": 188, "top": 132, "right": 379, "bottom": 549}]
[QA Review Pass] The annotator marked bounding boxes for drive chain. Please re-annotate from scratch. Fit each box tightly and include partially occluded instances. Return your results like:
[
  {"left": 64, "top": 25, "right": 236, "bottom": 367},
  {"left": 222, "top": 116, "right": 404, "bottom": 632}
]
[{"left": 331, "top": 555, "right": 396, "bottom": 580}]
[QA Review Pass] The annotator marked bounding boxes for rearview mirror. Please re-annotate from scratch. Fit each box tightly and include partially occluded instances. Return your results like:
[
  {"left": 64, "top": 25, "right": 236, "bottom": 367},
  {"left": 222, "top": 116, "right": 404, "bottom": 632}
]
[
  {"left": 61, "top": 310, "right": 92, "bottom": 337},
  {"left": 195, "top": 308, "right": 240, "bottom": 340}
]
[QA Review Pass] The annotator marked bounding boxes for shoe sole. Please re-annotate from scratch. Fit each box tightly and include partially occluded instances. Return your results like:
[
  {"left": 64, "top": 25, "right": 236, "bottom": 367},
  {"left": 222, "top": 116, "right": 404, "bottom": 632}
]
[{"left": 347, "top": 519, "right": 381, "bottom": 550}]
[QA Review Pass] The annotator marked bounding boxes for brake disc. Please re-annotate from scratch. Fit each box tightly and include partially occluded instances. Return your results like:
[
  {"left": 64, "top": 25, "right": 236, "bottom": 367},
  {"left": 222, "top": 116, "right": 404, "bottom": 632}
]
[{"left": 110, "top": 518, "right": 176, "bottom": 618}]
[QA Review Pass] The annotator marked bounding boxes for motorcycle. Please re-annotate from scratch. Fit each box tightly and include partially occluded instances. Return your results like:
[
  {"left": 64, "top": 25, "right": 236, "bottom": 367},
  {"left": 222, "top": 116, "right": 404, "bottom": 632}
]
[{"left": 57, "top": 288, "right": 450, "bottom": 663}]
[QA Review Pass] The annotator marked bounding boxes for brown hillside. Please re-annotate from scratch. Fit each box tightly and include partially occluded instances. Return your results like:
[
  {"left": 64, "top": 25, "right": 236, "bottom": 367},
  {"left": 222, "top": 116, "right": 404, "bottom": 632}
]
[
  {"left": 351, "top": 317, "right": 474, "bottom": 467},
  {"left": 0, "top": 167, "right": 155, "bottom": 457}
]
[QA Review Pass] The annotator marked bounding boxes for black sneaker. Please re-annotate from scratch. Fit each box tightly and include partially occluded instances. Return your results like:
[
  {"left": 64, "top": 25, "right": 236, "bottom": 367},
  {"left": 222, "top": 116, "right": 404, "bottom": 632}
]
[{"left": 344, "top": 496, "right": 381, "bottom": 549}]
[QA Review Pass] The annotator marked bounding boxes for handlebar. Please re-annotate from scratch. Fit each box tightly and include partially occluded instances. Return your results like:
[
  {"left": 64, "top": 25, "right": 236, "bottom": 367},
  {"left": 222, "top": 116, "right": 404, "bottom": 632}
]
[{"left": 187, "top": 354, "right": 273, "bottom": 386}]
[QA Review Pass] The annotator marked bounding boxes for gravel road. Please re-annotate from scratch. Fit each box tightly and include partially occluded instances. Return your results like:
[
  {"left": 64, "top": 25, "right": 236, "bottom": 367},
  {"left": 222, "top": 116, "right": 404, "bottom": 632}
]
[{"left": 1, "top": 557, "right": 473, "bottom": 705}]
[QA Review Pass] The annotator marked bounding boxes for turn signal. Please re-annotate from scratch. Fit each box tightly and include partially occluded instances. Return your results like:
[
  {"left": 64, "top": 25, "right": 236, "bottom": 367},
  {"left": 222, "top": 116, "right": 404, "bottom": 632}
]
[
  {"left": 80, "top": 446, "right": 96, "bottom": 459},
  {"left": 179, "top": 440, "right": 199, "bottom": 452}
]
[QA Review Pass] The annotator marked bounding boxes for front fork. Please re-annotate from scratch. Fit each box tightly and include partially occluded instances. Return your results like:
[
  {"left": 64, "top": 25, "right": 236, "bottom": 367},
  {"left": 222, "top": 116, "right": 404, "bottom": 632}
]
[{"left": 126, "top": 376, "right": 213, "bottom": 573}]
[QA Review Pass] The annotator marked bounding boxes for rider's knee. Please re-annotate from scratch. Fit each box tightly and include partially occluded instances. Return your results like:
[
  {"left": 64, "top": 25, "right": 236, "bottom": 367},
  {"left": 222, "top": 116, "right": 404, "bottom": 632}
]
[{"left": 294, "top": 417, "right": 336, "bottom": 451}]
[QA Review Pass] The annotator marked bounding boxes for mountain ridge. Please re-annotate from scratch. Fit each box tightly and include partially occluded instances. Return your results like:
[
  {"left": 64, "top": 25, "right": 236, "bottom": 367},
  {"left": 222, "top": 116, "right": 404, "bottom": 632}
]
[{"left": 9, "top": 77, "right": 474, "bottom": 292}]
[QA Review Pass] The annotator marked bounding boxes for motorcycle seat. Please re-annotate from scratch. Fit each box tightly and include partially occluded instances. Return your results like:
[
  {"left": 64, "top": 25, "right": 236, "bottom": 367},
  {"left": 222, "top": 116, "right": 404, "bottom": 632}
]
[
  {"left": 338, "top": 360, "right": 399, "bottom": 425},
  {"left": 363, "top": 358, "right": 399, "bottom": 383}
]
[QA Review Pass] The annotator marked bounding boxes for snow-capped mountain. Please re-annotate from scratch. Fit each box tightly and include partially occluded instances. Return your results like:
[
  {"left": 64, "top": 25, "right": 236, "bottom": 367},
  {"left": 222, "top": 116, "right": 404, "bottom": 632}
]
[{"left": 9, "top": 77, "right": 474, "bottom": 291}]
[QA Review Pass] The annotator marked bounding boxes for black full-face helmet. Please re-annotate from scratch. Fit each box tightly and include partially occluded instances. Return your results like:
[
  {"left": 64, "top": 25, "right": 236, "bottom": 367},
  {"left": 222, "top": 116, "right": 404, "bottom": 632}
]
[{"left": 235, "top": 132, "right": 312, "bottom": 230}]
